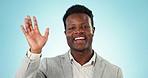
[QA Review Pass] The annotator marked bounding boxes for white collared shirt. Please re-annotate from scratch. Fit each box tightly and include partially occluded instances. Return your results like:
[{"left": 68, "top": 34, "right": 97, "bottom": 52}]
[{"left": 69, "top": 51, "right": 96, "bottom": 78}]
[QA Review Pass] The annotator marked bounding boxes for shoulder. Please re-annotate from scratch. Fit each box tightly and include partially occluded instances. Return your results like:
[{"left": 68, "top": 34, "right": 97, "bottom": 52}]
[
  {"left": 95, "top": 53, "right": 123, "bottom": 77},
  {"left": 96, "top": 53, "right": 120, "bottom": 69},
  {"left": 41, "top": 53, "right": 68, "bottom": 65},
  {"left": 96, "top": 53, "right": 122, "bottom": 74},
  {"left": 96, "top": 53, "right": 119, "bottom": 68}
]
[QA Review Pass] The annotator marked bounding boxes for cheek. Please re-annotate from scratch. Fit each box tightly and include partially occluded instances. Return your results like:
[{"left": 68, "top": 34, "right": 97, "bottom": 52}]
[
  {"left": 86, "top": 33, "right": 94, "bottom": 42},
  {"left": 86, "top": 31, "right": 94, "bottom": 37},
  {"left": 66, "top": 33, "right": 72, "bottom": 41}
]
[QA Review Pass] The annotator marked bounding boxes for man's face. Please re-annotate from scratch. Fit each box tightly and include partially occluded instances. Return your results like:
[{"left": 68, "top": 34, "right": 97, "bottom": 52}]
[{"left": 65, "top": 13, "right": 95, "bottom": 51}]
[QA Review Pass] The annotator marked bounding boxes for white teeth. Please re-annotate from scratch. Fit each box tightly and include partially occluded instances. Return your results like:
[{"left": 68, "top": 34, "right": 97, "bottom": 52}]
[{"left": 75, "top": 37, "right": 85, "bottom": 40}]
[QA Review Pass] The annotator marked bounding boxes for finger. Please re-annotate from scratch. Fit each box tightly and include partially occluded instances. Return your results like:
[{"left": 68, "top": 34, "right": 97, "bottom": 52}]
[
  {"left": 24, "top": 18, "right": 31, "bottom": 32},
  {"left": 44, "top": 28, "right": 49, "bottom": 38},
  {"left": 27, "top": 15, "right": 33, "bottom": 30},
  {"left": 33, "top": 16, "right": 41, "bottom": 34},
  {"left": 20, "top": 25, "right": 28, "bottom": 36},
  {"left": 33, "top": 16, "right": 39, "bottom": 31}
]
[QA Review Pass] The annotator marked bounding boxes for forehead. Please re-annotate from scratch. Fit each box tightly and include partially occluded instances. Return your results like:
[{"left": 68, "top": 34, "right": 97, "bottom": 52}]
[{"left": 66, "top": 13, "right": 91, "bottom": 24}]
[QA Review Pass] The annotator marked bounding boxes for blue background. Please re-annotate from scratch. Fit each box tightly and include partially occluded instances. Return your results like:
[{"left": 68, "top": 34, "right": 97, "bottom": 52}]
[{"left": 0, "top": 0, "right": 148, "bottom": 78}]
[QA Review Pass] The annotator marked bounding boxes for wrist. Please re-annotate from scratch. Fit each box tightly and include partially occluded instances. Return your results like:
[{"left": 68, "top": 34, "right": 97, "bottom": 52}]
[
  {"left": 30, "top": 48, "right": 42, "bottom": 54},
  {"left": 27, "top": 49, "right": 41, "bottom": 61}
]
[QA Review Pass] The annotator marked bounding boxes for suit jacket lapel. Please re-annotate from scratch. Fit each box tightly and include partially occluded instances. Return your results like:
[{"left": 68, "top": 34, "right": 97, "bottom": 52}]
[
  {"left": 93, "top": 55, "right": 106, "bottom": 78},
  {"left": 60, "top": 52, "right": 106, "bottom": 78},
  {"left": 61, "top": 52, "right": 73, "bottom": 78}
]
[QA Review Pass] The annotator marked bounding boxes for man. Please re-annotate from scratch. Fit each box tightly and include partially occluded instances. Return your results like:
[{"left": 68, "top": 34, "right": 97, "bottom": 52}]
[{"left": 16, "top": 5, "right": 123, "bottom": 78}]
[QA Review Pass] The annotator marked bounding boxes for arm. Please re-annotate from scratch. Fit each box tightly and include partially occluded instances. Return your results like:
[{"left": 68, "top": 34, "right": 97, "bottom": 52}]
[
  {"left": 15, "top": 53, "right": 48, "bottom": 78},
  {"left": 15, "top": 53, "right": 41, "bottom": 78},
  {"left": 16, "top": 16, "right": 49, "bottom": 78}
]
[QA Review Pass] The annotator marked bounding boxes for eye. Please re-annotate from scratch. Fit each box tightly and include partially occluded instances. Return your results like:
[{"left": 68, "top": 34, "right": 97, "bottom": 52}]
[
  {"left": 68, "top": 27, "right": 75, "bottom": 30},
  {"left": 81, "top": 25, "right": 90, "bottom": 29}
]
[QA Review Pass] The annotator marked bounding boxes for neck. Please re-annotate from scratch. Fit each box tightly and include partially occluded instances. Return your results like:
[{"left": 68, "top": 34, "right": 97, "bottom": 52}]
[{"left": 70, "top": 48, "right": 94, "bottom": 65}]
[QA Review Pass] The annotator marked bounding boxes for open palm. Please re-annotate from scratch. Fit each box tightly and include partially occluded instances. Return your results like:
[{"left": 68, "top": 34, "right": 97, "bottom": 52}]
[{"left": 21, "top": 16, "right": 49, "bottom": 54}]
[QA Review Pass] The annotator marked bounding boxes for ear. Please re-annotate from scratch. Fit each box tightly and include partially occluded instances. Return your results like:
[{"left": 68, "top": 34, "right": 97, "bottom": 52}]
[
  {"left": 64, "top": 31, "right": 66, "bottom": 35},
  {"left": 92, "top": 27, "right": 95, "bottom": 35}
]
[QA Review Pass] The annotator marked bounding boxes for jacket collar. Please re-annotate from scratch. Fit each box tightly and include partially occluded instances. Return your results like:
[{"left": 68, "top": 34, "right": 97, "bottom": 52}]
[
  {"left": 60, "top": 52, "right": 73, "bottom": 78},
  {"left": 93, "top": 55, "right": 106, "bottom": 78},
  {"left": 60, "top": 52, "right": 105, "bottom": 78},
  {"left": 68, "top": 50, "right": 96, "bottom": 66}
]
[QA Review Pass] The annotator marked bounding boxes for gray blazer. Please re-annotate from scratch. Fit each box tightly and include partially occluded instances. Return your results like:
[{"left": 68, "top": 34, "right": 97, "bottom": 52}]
[{"left": 15, "top": 52, "right": 123, "bottom": 78}]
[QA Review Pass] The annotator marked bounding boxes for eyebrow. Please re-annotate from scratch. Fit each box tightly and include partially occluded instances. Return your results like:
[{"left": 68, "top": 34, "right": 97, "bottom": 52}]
[
  {"left": 68, "top": 22, "right": 89, "bottom": 26},
  {"left": 81, "top": 22, "right": 89, "bottom": 25}
]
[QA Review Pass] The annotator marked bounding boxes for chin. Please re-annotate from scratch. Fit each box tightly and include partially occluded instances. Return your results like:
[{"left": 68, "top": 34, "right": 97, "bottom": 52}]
[{"left": 73, "top": 47, "right": 88, "bottom": 52}]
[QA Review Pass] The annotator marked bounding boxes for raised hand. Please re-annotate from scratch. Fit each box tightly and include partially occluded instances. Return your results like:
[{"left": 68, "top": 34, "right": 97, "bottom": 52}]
[{"left": 21, "top": 16, "right": 49, "bottom": 54}]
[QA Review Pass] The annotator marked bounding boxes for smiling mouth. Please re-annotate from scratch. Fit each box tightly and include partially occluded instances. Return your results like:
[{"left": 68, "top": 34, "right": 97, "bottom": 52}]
[
  {"left": 74, "top": 37, "right": 86, "bottom": 44},
  {"left": 75, "top": 37, "right": 85, "bottom": 40}
]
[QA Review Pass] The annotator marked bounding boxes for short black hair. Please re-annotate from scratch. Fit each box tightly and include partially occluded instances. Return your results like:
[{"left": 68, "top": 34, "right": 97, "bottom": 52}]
[{"left": 63, "top": 4, "right": 94, "bottom": 30}]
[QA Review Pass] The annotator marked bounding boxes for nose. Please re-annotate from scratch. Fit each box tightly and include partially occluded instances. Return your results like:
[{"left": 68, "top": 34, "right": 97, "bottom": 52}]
[{"left": 74, "top": 27, "right": 84, "bottom": 34}]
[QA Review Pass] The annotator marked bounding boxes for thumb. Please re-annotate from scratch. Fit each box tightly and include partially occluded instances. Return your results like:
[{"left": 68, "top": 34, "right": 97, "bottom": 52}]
[{"left": 44, "top": 27, "right": 49, "bottom": 38}]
